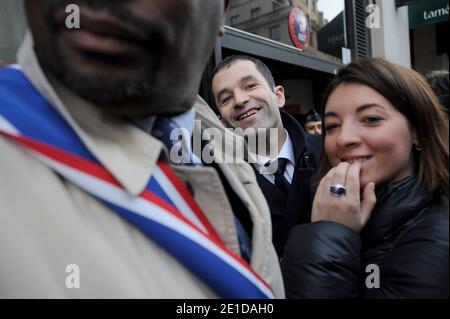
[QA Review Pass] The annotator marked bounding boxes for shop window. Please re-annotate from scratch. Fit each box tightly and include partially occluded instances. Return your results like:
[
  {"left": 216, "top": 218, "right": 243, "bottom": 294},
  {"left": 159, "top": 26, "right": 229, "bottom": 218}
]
[
  {"left": 251, "top": 7, "right": 261, "bottom": 19},
  {"left": 273, "top": 1, "right": 288, "bottom": 11},
  {"left": 230, "top": 15, "right": 241, "bottom": 26}
]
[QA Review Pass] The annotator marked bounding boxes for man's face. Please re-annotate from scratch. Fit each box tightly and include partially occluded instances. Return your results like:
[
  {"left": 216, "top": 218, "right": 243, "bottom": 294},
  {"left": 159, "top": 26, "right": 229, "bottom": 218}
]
[
  {"left": 212, "top": 60, "right": 285, "bottom": 132},
  {"left": 25, "top": 0, "right": 224, "bottom": 116},
  {"left": 305, "top": 120, "right": 322, "bottom": 135}
]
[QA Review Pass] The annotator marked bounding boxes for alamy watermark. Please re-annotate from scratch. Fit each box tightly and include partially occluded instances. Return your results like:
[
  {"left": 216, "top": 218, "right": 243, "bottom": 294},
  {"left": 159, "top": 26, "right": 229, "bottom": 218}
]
[
  {"left": 366, "top": 4, "right": 380, "bottom": 29},
  {"left": 64, "top": 3, "right": 381, "bottom": 31},
  {"left": 163, "top": 120, "right": 281, "bottom": 174},
  {"left": 65, "top": 264, "right": 80, "bottom": 289},
  {"left": 63, "top": 3, "right": 381, "bottom": 31},
  {"left": 65, "top": 4, "right": 80, "bottom": 29},
  {"left": 365, "top": 264, "right": 380, "bottom": 289}
]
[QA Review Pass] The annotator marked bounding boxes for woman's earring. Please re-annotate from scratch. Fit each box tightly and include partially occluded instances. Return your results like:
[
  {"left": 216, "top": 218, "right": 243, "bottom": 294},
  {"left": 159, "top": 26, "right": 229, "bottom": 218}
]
[{"left": 414, "top": 144, "right": 422, "bottom": 152}]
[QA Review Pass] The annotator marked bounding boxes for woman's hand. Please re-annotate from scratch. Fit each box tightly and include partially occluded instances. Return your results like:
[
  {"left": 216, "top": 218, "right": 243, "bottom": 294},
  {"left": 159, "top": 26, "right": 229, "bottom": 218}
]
[{"left": 311, "top": 161, "right": 377, "bottom": 233}]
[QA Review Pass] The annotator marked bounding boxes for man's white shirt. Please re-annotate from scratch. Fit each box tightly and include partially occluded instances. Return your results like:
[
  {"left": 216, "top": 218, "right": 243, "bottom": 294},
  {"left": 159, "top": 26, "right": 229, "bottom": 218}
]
[{"left": 254, "top": 130, "right": 295, "bottom": 185}]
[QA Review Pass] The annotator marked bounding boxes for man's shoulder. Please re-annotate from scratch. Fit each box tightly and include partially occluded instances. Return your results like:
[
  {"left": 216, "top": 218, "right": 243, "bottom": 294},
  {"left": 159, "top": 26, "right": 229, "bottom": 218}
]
[
  {"left": 281, "top": 111, "right": 322, "bottom": 165},
  {"left": 0, "top": 135, "right": 62, "bottom": 213},
  {"left": 302, "top": 134, "right": 322, "bottom": 169},
  {"left": 193, "top": 95, "right": 258, "bottom": 180},
  {"left": 193, "top": 95, "right": 224, "bottom": 128},
  {"left": 305, "top": 133, "right": 322, "bottom": 152},
  {"left": 0, "top": 134, "right": 46, "bottom": 178}
]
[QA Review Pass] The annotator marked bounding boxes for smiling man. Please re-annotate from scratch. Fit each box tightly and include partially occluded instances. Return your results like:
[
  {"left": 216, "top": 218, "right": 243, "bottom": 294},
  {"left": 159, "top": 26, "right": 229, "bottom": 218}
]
[
  {"left": 212, "top": 55, "right": 321, "bottom": 257},
  {"left": 0, "top": 1, "right": 284, "bottom": 298}
]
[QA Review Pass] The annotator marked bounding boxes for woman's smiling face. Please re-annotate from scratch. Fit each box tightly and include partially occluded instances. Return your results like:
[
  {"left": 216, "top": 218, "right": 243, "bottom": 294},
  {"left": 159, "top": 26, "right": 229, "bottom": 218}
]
[{"left": 324, "top": 83, "right": 417, "bottom": 189}]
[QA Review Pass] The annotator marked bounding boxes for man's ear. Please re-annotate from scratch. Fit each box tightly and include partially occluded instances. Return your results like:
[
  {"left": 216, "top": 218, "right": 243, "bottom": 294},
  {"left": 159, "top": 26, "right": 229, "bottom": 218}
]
[
  {"left": 219, "top": 24, "right": 225, "bottom": 36},
  {"left": 219, "top": 17, "right": 226, "bottom": 36},
  {"left": 274, "top": 86, "right": 286, "bottom": 109}
]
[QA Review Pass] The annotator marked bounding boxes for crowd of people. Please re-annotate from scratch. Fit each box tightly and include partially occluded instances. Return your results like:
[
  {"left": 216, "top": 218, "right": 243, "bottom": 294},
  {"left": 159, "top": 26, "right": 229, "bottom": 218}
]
[{"left": 0, "top": 0, "right": 448, "bottom": 299}]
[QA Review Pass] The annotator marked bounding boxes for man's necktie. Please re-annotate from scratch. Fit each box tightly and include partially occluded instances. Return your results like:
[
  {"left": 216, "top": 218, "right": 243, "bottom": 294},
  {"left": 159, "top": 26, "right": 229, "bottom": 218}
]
[
  {"left": 274, "top": 158, "right": 291, "bottom": 194},
  {"left": 151, "top": 117, "right": 190, "bottom": 165}
]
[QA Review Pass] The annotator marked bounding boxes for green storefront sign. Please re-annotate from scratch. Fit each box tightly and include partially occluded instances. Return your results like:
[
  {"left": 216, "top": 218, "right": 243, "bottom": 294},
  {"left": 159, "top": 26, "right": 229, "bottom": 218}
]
[{"left": 409, "top": 0, "right": 449, "bottom": 28}]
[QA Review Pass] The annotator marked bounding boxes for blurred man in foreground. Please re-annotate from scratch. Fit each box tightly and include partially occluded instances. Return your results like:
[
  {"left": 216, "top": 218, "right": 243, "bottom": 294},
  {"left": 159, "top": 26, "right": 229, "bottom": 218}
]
[{"left": 0, "top": 0, "right": 283, "bottom": 298}]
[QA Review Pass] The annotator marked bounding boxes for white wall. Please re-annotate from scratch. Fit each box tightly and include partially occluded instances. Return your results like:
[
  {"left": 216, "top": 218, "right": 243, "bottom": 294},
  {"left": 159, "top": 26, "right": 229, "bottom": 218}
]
[{"left": 371, "top": 0, "right": 411, "bottom": 67}]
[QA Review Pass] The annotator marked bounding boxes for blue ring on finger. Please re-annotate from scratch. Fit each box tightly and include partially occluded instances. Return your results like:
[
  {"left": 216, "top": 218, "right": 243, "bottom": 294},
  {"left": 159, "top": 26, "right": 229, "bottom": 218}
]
[{"left": 330, "top": 184, "right": 346, "bottom": 197}]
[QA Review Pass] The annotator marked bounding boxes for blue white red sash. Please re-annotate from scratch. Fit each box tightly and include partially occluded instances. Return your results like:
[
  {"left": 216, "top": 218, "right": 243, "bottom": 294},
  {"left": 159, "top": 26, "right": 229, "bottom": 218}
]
[{"left": 0, "top": 66, "right": 274, "bottom": 299}]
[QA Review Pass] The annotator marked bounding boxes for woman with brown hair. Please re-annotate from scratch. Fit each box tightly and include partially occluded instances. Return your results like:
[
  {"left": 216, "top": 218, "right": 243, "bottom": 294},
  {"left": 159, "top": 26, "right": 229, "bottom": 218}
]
[{"left": 281, "top": 58, "right": 448, "bottom": 298}]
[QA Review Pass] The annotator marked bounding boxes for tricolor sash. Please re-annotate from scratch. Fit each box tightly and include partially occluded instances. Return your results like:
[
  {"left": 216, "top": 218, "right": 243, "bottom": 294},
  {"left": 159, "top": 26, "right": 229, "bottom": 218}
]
[{"left": 0, "top": 66, "right": 274, "bottom": 299}]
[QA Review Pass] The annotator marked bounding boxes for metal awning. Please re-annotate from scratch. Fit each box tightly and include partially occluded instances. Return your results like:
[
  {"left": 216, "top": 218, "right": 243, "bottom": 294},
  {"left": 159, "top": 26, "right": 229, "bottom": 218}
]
[{"left": 221, "top": 26, "right": 342, "bottom": 76}]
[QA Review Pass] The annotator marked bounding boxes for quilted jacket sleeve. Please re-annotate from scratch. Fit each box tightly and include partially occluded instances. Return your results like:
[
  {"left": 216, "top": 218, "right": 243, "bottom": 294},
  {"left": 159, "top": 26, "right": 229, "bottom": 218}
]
[
  {"left": 362, "top": 211, "right": 449, "bottom": 299},
  {"left": 281, "top": 221, "right": 362, "bottom": 299},
  {"left": 281, "top": 206, "right": 449, "bottom": 299}
]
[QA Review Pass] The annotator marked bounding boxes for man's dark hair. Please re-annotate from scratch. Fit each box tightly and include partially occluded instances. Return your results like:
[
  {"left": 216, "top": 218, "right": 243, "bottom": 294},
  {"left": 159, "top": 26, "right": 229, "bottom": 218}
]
[
  {"left": 212, "top": 55, "right": 276, "bottom": 89},
  {"left": 305, "top": 109, "right": 321, "bottom": 123}
]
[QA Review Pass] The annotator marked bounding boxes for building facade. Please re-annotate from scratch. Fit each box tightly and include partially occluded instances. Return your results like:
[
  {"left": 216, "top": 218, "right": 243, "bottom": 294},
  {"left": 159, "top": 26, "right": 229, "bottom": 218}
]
[
  {"left": 226, "top": 0, "right": 341, "bottom": 64},
  {"left": 1, "top": 1, "right": 446, "bottom": 119}
]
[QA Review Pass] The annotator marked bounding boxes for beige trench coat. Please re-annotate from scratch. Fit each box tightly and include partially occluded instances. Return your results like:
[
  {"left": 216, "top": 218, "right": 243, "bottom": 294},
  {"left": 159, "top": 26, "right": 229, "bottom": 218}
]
[{"left": 0, "top": 33, "right": 284, "bottom": 298}]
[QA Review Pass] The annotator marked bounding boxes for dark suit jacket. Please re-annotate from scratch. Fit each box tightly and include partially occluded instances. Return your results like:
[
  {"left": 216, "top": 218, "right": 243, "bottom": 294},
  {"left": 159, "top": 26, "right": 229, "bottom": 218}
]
[{"left": 254, "top": 111, "right": 321, "bottom": 257}]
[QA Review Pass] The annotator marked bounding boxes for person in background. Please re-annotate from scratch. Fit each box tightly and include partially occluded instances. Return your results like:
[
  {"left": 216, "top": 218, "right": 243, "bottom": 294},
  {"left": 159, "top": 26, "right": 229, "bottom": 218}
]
[
  {"left": 211, "top": 55, "right": 321, "bottom": 257},
  {"left": 303, "top": 109, "right": 322, "bottom": 135},
  {"left": 426, "top": 70, "right": 448, "bottom": 115},
  {"left": 282, "top": 58, "right": 449, "bottom": 298},
  {"left": 0, "top": 0, "right": 284, "bottom": 298}
]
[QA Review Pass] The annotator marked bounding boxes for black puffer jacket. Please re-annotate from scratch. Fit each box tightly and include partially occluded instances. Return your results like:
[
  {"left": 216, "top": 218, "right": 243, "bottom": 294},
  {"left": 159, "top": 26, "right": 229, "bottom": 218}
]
[{"left": 281, "top": 176, "right": 449, "bottom": 298}]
